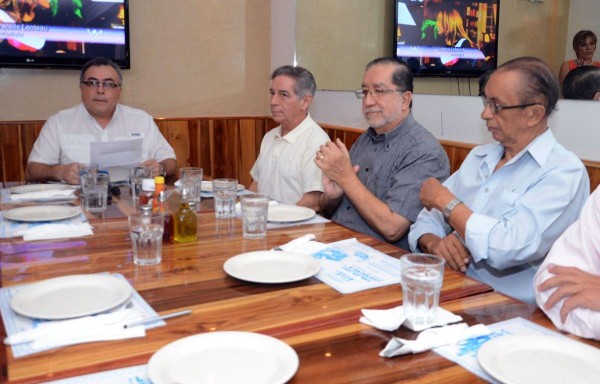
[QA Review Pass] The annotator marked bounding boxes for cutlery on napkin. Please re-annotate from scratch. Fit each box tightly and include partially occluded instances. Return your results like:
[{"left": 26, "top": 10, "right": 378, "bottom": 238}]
[
  {"left": 4, "top": 308, "right": 145, "bottom": 349},
  {"left": 359, "top": 305, "right": 463, "bottom": 332},
  {"left": 15, "top": 223, "right": 93, "bottom": 241},
  {"left": 273, "top": 233, "right": 316, "bottom": 251},
  {"left": 9, "top": 189, "right": 76, "bottom": 202},
  {"left": 380, "top": 323, "right": 491, "bottom": 357}
]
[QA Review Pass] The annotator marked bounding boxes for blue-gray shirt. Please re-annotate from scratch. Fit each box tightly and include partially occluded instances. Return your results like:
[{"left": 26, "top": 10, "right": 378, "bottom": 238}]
[{"left": 331, "top": 113, "right": 450, "bottom": 250}]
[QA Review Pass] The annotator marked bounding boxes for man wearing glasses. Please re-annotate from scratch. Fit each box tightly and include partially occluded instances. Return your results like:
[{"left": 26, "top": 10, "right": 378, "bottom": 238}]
[
  {"left": 409, "top": 57, "right": 589, "bottom": 304},
  {"left": 316, "top": 57, "right": 450, "bottom": 251},
  {"left": 26, "top": 57, "right": 176, "bottom": 184}
]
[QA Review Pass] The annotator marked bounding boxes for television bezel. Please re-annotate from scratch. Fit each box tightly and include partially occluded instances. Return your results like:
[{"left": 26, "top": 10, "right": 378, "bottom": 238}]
[
  {"left": 393, "top": 0, "right": 500, "bottom": 78},
  {"left": 0, "top": 0, "right": 130, "bottom": 69}
]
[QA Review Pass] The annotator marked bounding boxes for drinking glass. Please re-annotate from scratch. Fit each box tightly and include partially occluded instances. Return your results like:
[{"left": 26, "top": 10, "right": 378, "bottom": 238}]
[
  {"left": 78, "top": 163, "right": 99, "bottom": 194},
  {"left": 400, "top": 253, "right": 445, "bottom": 327},
  {"left": 81, "top": 172, "right": 110, "bottom": 212},
  {"left": 180, "top": 167, "right": 203, "bottom": 205},
  {"left": 129, "top": 166, "right": 153, "bottom": 202},
  {"left": 213, "top": 178, "right": 238, "bottom": 218},
  {"left": 129, "top": 211, "right": 164, "bottom": 265},
  {"left": 240, "top": 194, "right": 269, "bottom": 238}
]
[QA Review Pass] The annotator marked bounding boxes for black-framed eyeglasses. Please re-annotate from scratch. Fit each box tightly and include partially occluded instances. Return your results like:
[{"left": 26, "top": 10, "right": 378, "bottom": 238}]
[
  {"left": 481, "top": 96, "right": 539, "bottom": 114},
  {"left": 354, "top": 88, "right": 404, "bottom": 99},
  {"left": 80, "top": 80, "right": 121, "bottom": 90}
]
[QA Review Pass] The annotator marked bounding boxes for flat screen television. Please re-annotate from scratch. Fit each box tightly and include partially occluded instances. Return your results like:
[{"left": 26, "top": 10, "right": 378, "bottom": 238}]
[
  {"left": 0, "top": 0, "right": 130, "bottom": 69},
  {"left": 395, "top": 0, "right": 499, "bottom": 77}
]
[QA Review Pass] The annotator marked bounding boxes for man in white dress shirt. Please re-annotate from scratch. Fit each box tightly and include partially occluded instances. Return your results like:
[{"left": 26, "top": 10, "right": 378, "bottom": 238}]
[
  {"left": 26, "top": 57, "right": 176, "bottom": 184},
  {"left": 249, "top": 65, "right": 329, "bottom": 210}
]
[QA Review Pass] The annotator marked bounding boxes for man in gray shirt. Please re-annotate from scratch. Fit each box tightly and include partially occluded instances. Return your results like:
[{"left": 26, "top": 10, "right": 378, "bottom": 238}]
[{"left": 315, "top": 57, "right": 449, "bottom": 250}]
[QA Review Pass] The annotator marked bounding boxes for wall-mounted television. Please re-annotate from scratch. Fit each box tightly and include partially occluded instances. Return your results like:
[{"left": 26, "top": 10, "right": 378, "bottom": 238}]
[
  {"left": 395, "top": 0, "right": 499, "bottom": 77},
  {"left": 0, "top": 0, "right": 130, "bottom": 69}
]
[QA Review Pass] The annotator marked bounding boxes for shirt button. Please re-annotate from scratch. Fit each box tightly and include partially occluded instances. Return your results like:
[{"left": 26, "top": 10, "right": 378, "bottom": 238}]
[{"left": 346, "top": 206, "right": 350, "bottom": 210}]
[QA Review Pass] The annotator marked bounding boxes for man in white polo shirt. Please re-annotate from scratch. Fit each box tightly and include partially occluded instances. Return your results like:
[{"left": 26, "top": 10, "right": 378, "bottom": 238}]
[
  {"left": 249, "top": 65, "right": 329, "bottom": 211},
  {"left": 26, "top": 57, "right": 176, "bottom": 184}
]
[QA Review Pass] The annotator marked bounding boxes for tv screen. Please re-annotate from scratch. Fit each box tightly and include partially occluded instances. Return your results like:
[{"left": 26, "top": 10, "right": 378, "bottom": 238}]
[
  {"left": 395, "top": 0, "right": 499, "bottom": 77},
  {"left": 0, "top": 0, "right": 129, "bottom": 69}
]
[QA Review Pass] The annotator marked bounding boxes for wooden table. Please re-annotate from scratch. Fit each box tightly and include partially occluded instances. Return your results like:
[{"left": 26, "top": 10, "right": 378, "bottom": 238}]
[{"left": 0, "top": 188, "right": 597, "bottom": 383}]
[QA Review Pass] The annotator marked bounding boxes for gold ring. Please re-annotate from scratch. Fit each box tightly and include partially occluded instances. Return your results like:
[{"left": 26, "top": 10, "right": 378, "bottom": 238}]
[{"left": 319, "top": 154, "right": 324, "bottom": 160}]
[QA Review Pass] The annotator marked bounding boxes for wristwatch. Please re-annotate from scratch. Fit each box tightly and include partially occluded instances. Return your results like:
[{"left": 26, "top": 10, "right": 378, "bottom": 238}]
[{"left": 443, "top": 198, "right": 463, "bottom": 221}]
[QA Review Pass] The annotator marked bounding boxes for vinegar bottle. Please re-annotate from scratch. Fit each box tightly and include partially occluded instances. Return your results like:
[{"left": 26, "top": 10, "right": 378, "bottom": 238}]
[
  {"left": 157, "top": 190, "right": 174, "bottom": 243},
  {"left": 174, "top": 191, "right": 197, "bottom": 242}
]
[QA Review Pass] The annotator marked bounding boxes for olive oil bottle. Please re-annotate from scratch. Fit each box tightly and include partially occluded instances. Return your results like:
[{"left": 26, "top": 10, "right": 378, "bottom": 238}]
[{"left": 174, "top": 191, "right": 197, "bottom": 242}]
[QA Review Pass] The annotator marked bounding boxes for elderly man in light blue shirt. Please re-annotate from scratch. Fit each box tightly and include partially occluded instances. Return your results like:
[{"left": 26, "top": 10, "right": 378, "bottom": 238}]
[{"left": 408, "top": 57, "right": 589, "bottom": 304}]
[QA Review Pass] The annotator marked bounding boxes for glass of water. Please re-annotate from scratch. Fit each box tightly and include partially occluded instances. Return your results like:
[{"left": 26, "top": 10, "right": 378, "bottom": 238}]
[
  {"left": 129, "top": 208, "right": 164, "bottom": 265},
  {"left": 400, "top": 253, "right": 445, "bottom": 327},
  {"left": 213, "top": 178, "right": 238, "bottom": 218},
  {"left": 240, "top": 194, "right": 269, "bottom": 238},
  {"left": 179, "top": 167, "right": 203, "bottom": 205},
  {"left": 129, "top": 166, "right": 153, "bottom": 202},
  {"left": 81, "top": 171, "right": 110, "bottom": 213},
  {"left": 78, "top": 163, "right": 98, "bottom": 194}
]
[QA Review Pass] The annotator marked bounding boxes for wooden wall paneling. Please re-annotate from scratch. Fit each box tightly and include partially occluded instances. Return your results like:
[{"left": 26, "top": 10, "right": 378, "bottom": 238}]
[
  {"left": 156, "top": 120, "right": 191, "bottom": 174},
  {"left": 1, "top": 124, "right": 22, "bottom": 183},
  {"left": 584, "top": 161, "right": 600, "bottom": 193},
  {"left": 239, "top": 119, "right": 258, "bottom": 188}
]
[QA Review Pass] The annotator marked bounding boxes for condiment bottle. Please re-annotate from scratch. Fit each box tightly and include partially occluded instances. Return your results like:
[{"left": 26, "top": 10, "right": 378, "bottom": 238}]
[
  {"left": 157, "top": 190, "right": 174, "bottom": 243},
  {"left": 153, "top": 176, "right": 165, "bottom": 211},
  {"left": 139, "top": 178, "right": 155, "bottom": 206},
  {"left": 174, "top": 190, "right": 197, "bottom": 242}
]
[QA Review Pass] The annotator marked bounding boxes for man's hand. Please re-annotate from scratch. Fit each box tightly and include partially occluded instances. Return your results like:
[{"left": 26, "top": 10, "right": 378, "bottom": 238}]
[
  {"left": 419, "top": 177, "right": 453, "bottom": 211},
  {"left": 538, "top": 264, "right": 600, "bottom": 323},
  {"left": 141, "top": 159, "right": 163, "bottom": 177},
  {"left": 322, "top": 173, "right": 344, "bottom": 200},
  {"left": 58, "top": 163, "right": 80, "bottom": 185},
  {"left": 421, "top": 233, "right": 470, "bottom": 273},
  {"left": 315, "top": 139, "right": 356, "bottom": 187}
]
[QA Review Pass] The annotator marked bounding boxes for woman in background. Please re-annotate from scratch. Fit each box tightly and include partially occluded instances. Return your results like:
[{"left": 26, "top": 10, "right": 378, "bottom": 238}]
[{"left": 559, "top": 30, "right": 600, "bottom": 93}]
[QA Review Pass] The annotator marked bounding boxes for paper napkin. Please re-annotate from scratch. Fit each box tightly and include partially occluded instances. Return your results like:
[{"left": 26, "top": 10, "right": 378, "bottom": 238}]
[
  {"left": 359, "top": 305, "right": 463, "bottom": 332},
  {"left": 380, "top": 323, "right": 491, "bottom": 357},
  {"left": 5, "top": 308, "right": 146, "bottom": 350},
  {"left": 273, "top": 233, "right": 316, "bottom": 251},
  {"left": 16, "top": 223, "right": 93, "bottom": 241},
  {"left": 9, "top": 189, "right": 76, "bottom": 202}
]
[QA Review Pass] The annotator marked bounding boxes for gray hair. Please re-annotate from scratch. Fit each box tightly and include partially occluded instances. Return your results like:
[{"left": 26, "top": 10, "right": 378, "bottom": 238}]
[
  {"left": 271, "top": 65, "right": 316, "bottom": 98},
  {"left": 80, "top": 57, "right": 123, "bottom": 84},
  {"left": 494, "top": 57, "right": 559, "bottom": 118},
  {"left": 365, "top": 57, "right": 413, "bottom": 93}
]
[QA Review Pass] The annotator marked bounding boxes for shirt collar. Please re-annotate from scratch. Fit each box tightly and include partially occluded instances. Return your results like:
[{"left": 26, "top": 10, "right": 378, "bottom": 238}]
[
  {"left": 473, "top": 128, "right": 556, "bottom": 168},
  {"left": 275, "top": 113, "right": 312, "bottom": 144}
]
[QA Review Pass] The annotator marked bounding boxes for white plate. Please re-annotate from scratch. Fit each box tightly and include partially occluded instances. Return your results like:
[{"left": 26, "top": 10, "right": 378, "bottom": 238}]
[
  {"left": 478, "top": 335, "right": 600, "bottom": 384},
  {"left": 268, "top": 205, "right": 316, "bottom": 223},
  {"left": 10, "top": 274, "right": 133, "bottom": 320},
  {"left": 201, "top": 180, "right": 244, "bottom": 192},
  {"left": 3, "top": 205, "right": 81, "bottom": 222},
  {"left": 224, "top": 251, "right": 321, "bottom": 283},
  {"left": 9, "top": 184, "right": 74, "bottom": 194},
  {"left": 148, "top": 331, "right": 299, "bottom": 384}
]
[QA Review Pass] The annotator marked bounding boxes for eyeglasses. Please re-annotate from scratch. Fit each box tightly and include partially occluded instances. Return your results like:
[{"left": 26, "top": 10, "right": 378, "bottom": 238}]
[
  {"left": 80, "top": 80, "right": 121, "bottom": 90},
  {"left": 481, "top": 96, "right": 539, "bottom": 114},
  {"left": 354, "top": 88, "right": 404, "bottom": 99}
]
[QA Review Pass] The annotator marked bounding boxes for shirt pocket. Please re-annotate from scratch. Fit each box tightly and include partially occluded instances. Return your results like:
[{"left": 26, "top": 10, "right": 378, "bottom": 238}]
[{"left": 59, "top": 133, "right": 94, "bottom": 164}]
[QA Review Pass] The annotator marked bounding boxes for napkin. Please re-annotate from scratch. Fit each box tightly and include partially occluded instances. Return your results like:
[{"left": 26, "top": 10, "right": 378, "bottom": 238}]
[
  {"left": 9, "top": 189, "right": 76, "bottom": 202},
  {"left": 380, "top": 323, "right": 491, "bottom": 357},
  {"left": 4, "top": 308, "right": 146, "bottom": 350},
  {"left": 359, "top": 305, "right": 463, "bottom": 332},
  {"left": 273, "top": 233, "right": 316, "bottom": 251},
  {"left": 16, "top": 223, "right": 94, "bottom": 241}
]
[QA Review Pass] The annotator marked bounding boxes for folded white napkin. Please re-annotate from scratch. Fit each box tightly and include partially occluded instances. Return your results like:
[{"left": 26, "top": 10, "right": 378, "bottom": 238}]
[
  {"left": 16, "top": 223, "right": 94, "bottom": 241},
  {"left": 4, "top": 308, "right": 146, "bottom": 350},
  {"left": 380, "top": 323, "right": 491, "bottom": 357},
  {"left": 274, "top": 234, "right": 316, "bottom": 251},
  {"left": 9, "top": 189, "right": 76, "bottom": 202},
  {"left": 360, "top": 305, "right": 463, "bottom": 332}
]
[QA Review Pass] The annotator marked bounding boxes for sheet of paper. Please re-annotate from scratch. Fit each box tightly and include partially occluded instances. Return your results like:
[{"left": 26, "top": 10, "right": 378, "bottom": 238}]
[
  {"left": 90, "top": 138, "right": 143, "bottom": 182},
  {"left": 434, "top": 316, "right": 570, "bottom": 383},
  {"left": 45, "top": 364, "right": 150, "bottom": 384},
  {"left": 309, "top": 238, "right": 403, "bottom": 294}
]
